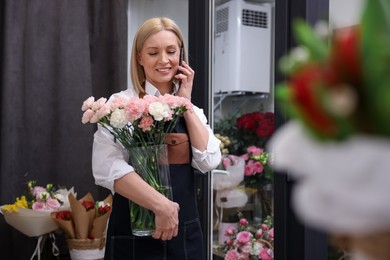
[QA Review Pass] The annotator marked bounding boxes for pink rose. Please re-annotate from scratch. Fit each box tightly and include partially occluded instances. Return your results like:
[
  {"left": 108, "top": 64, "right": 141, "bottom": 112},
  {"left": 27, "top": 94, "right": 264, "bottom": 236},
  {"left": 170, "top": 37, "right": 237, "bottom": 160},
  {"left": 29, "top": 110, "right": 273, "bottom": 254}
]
[
  {"left": 255, "top": 229, "right": 263, "bottom": 239},
  {"left": 259, "top": 248, "right": 273, "bottom": 260},
  {"left": 32, "top": 201, "right": 47, "bottom": 211},
  {"left": 224, "top": 225, "right": 236, "bottom": 236},
  {"left": 236, "top": 231, "right": 253, "bottom": 245},
  {"left": 240, "top": 244, "right": 251, "bottom": 255},
  {"left": 225, "top": 239, "right": 234, "bottom": 246},
  {"left": 244, "top": 160, "right": 263, "bottom": 176},
  {"left": 247, "top": 145, "right": 263, "bottom": 156},
  {"left": 224, "top": 250, "right": 240, "bottom": 260},
  {"left": 268, "top": 228, "right": 274, "bottom": 240},
  {"left": 239, "top": 218, "right": 249, "bottom": 226},
  {"left": 46, "top": 198, "right": 61, "bottom": 210}
]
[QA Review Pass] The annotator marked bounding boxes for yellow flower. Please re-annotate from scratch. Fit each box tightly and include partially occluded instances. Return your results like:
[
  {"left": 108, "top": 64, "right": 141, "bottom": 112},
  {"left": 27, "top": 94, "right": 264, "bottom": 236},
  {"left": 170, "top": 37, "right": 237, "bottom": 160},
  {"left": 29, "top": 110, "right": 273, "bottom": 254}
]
[
  {"left": 15, "top": 196, "right": 28, "bottom": 209},
  {"left": 2, "top": 196, "right": 28, "bottom": 213},
  {"left": 2, "top": 204, "right": 18, "bottom": 213}
]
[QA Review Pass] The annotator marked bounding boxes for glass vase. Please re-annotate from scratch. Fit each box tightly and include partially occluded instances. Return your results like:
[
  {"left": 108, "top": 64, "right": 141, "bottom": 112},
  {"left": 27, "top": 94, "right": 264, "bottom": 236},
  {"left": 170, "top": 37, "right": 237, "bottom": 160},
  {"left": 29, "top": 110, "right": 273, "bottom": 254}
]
[{"left": 127, "top": 144, "right": 172, "bottom": 236}]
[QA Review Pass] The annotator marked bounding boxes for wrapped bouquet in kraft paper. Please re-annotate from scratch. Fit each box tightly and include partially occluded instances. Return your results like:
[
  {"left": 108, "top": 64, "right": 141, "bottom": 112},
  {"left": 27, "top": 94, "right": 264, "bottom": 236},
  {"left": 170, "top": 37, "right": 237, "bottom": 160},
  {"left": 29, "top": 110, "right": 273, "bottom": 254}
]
[{"left": 51, "top": 193, "right": 112, "bottom": 260}]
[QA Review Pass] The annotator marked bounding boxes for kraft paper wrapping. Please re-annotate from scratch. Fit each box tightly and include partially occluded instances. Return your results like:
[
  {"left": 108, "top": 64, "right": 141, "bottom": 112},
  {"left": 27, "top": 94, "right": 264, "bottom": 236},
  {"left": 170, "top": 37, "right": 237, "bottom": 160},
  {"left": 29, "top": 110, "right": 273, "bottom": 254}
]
[
  {"left": 50, "top": 211, "right": 76, "bottom": 239},
  {"left": 90, "top": 194, "right": 112, "bottom": 239},
  {"left": 69, "top": 193, "right": 95, "bottom": 239}
]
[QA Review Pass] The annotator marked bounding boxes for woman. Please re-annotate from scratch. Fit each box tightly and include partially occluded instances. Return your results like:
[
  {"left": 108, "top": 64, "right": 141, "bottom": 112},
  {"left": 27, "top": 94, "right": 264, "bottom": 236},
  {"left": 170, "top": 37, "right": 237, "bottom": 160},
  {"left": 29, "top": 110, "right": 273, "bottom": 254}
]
[{"left": 92, "top": 17, "right": 221, "bottom": 259}]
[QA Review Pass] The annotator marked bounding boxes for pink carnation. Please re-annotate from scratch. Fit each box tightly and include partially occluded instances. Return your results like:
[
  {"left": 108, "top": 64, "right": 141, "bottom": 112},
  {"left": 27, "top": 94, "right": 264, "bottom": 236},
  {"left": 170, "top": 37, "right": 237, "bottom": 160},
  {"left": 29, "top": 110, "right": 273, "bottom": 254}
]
[
  {"left": 96, "top": 103, "right": 111, "bottom": 119},
  {"left": 139, "top": 116, "right": 154, "bottom": 132},
  {"left": 90, "top": 113, "right": 101, "bottom": 124},
  {"left": 143, "top": 94, "right": 159, "bottom": 105},
  {"left": 92, "top": 97, "right": 107, "bottom": 111},
  {"left": 160, "top": 94, "right": 179, "bottom": 108},
  {"left": 81, "top": 96, "right": 95, "bottom": 111},
  {"left": 125, "top": 97, "right": 146, "bottom": 121},
  {"left": 110, "top": 97, "right": 128, "bottom": 110},
  {"left": 82, "top": 109, "right": 96, "bottom": 124}
]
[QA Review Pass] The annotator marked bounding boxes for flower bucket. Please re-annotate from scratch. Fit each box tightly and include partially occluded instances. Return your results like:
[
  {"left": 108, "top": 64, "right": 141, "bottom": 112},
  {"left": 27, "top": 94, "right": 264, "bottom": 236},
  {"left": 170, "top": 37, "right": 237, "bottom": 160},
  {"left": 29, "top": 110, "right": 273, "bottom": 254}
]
[
  {"left": 128, "top": 144, "right": 172, "bottom": 236},
  {"left": 67, "top": 238, "right": 105, "bottom": 260}
]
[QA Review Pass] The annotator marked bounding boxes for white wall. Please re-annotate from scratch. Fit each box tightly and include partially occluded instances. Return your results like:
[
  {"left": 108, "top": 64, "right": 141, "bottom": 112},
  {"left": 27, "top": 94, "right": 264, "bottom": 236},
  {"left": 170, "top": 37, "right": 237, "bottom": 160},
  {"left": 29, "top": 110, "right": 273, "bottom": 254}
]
[
  {"left": 329, "top": 0, "right": 366, "bottom": 28},
  {"left": 127, "top": 0, "right": 188, "bottom": 88}
]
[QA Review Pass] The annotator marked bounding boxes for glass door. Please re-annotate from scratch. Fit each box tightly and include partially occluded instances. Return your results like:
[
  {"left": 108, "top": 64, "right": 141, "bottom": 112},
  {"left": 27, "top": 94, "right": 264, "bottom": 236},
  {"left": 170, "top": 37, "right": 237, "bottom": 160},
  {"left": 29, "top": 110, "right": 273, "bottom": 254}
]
[{"left": 210, "top": 0, "right": 276, "bottom": 259}]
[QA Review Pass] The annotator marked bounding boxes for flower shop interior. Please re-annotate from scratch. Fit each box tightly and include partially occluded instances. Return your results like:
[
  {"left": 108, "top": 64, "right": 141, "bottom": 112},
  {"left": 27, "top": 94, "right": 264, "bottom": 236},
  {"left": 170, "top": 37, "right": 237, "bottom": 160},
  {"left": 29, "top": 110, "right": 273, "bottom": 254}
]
[{"left": 0, "top": 0, "right": 372, "bottom": 259}]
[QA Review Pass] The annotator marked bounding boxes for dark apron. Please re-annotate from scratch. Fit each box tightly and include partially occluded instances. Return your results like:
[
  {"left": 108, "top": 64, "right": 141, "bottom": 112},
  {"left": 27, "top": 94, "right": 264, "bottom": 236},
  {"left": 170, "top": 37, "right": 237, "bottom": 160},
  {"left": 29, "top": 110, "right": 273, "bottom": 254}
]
[{"left": 104, "top": 117, "right": 204, "bottom": 260}]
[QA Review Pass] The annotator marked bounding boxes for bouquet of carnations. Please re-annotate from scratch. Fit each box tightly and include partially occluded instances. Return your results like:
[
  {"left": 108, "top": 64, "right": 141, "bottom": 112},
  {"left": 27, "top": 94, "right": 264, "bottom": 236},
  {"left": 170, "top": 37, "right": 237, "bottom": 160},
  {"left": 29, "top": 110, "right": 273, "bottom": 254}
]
[
  {"left": 1, "top": 180, "right": 75, "bottom": 237},
  {"left": 81, "top": 93, "right": 192, "bottom": 235},
  {"left": 51, "top": 193, "right": 112, "bottom": 259},
  {"left": 269, "top": 0, "right": 390, "bottom": 259},
  {"left": 81, "top": 94, "right": 192, "bottom": 148}
]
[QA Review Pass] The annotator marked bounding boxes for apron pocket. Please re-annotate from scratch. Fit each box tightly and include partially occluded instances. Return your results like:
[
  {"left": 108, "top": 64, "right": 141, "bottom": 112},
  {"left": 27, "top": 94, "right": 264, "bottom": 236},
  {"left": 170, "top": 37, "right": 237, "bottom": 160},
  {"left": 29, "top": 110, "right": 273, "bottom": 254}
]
[{"left": 183, "top": 218, "right": 204, "bottom": 260}]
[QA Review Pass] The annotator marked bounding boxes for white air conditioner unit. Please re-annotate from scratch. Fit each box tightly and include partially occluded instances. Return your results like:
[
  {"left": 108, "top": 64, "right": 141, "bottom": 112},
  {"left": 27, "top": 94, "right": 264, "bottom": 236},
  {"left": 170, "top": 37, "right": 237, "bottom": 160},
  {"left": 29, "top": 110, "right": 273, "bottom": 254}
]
[{"left": 214, "top": 0, "right": 272, "bottom": 94}]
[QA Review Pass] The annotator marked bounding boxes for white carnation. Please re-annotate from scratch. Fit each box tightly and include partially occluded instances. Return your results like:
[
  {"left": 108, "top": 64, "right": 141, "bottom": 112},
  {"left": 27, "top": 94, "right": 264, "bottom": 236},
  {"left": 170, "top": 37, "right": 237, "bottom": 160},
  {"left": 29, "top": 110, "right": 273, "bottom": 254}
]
[
  {"left": 149, "top": 102, "right": 170, "bottom": 121},
  {"left": 110, "top": 109, "right": 128, "bottom": 128}
]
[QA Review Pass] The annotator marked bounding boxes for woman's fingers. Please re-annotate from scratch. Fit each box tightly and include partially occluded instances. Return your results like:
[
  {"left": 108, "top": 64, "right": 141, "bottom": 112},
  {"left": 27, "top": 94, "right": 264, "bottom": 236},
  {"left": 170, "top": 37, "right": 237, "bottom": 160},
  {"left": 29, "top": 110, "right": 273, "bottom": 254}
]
[{"left": 152, "top": 201, "right": 180, "bottom": 240}]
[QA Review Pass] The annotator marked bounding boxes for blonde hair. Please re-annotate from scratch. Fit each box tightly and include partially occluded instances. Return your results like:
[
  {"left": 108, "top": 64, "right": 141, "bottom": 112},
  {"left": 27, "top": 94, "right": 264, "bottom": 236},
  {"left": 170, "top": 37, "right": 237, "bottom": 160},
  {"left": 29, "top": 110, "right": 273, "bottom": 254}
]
[{"left": 130, "top": 17, "right": 187, "bottom": 94}]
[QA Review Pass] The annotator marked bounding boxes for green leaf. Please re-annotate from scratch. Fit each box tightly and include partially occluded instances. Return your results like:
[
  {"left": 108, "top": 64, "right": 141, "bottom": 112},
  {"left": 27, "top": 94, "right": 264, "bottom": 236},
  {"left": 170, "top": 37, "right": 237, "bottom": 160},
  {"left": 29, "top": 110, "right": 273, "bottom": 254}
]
[
  {"left": 361, "top": 0, "right": 390, "bottom": 136},
  {"left": 361, "top": 0, "right": 390, "bottom": 84},
  {"left": 293, "top": 19, "right": 328, "bottom": 61}
]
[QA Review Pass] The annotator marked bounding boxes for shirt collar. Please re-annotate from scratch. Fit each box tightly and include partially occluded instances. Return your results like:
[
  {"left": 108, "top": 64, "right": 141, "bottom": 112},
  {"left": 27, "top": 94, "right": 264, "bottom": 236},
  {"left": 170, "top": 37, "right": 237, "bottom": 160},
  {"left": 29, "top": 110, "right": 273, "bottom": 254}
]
[{"left": 144, "top": 80, "right": 179, "bottom": 96}]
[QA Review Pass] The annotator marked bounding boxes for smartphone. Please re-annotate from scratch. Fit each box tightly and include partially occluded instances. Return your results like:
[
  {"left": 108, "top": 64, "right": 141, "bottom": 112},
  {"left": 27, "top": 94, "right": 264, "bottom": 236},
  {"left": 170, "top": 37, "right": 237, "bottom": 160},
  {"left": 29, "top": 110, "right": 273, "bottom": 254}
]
[
  {"left": 178, "top": 47, "right": 184, "bottom": 85},
  {"left": 179, "top": 47, "right": 184, "bottom": 67}
]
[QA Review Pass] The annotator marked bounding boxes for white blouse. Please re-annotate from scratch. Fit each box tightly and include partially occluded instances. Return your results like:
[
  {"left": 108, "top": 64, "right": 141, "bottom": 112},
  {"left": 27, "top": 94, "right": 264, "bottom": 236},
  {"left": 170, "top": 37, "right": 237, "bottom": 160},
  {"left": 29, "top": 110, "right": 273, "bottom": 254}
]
[{"left": 92, "top": 82, "right": 222, "bottom": 193}]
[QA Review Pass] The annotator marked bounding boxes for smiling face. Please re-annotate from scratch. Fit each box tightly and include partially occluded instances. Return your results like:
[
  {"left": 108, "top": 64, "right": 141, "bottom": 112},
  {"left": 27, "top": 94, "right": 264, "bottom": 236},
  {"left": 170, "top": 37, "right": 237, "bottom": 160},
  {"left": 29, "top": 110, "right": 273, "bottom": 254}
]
[{"left": 137, "top": 30, "right": 181, "bottom": 93}]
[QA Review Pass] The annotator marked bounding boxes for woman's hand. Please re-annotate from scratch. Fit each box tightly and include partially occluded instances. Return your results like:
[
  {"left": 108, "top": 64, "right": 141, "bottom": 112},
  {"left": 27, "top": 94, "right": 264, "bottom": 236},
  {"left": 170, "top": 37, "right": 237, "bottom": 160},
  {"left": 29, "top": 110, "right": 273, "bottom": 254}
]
[
  {"left": 176, "top": 60, "right": 194, "bottom": 100},
  {"left": 152, "top": 198, "right": 180, "bottom": 240}
]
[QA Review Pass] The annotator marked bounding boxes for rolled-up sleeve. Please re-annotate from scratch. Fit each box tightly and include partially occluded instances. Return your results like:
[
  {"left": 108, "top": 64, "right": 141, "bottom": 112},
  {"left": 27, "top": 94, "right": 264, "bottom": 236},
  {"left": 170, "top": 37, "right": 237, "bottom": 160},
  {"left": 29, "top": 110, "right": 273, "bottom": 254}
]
[
  {"left": 92, "top": 125, "right": 134, "bottom": 193},
  {"left": 190, "top": 106, "right": 222, "bottom": 173}
]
